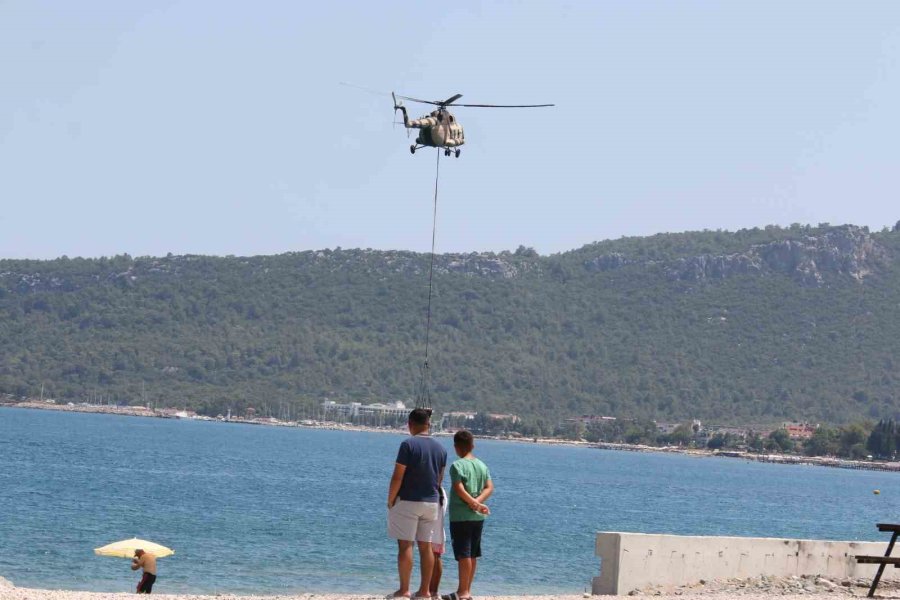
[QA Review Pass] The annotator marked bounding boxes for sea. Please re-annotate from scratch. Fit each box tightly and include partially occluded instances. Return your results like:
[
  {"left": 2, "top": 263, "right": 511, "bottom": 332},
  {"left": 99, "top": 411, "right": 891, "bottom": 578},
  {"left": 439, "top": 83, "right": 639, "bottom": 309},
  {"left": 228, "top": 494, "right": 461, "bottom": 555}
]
[{"left": 0, "top": 407, "right": 897, "bottom": 595}]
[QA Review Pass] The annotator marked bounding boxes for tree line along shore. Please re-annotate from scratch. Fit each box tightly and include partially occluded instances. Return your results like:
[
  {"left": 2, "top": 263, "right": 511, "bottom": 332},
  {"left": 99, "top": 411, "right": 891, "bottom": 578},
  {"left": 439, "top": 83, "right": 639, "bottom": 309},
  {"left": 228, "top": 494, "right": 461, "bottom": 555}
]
[{"left": 5, "top": 400, "right": 900, "bottom": 473}]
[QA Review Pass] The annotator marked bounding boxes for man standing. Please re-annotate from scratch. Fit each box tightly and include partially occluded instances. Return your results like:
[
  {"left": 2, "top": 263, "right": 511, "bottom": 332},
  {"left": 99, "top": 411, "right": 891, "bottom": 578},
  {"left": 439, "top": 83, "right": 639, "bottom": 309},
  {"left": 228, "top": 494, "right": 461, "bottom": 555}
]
[
  {"left": 387, "top": 408, "right": 447, "bottom": 599},
  {"left": 131, "top": 549, "right": 157, "bottom": 594}
]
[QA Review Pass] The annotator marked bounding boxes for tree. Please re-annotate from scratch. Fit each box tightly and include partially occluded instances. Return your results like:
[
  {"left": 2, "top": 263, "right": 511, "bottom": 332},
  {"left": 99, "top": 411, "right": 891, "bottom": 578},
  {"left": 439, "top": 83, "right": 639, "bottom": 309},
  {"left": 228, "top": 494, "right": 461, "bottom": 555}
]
[
  {"left": 707, "top": 433, "right": 729, "bottom": 450},
  {"left": 585, "top": 418, "right": 628, "bottom": 443},
  {"left": 667, "top": 424, "right": 694, "bottom": 447},
  {"left": 803, "top": 427, "right": 839, "bottom": 456},
  {"left": 624, "top": 421, "right": 658, "bottom": 445},
  {"left": 867, "top": 420, "right": 898, "bottom": 459},
  {"left": 768, "top": 429, "right": 794, "bottom": 453},
  {"left": 565, "top": 419, "right": 587, "bottom": 441},
  {"left": 748, "top": 432, "right": 764, "bottom": 453},
  {"left": 838, "top": 423, "right": 870, "bottom": 457},
  {"left": 514, "top": 245, "right": 539, "bottom": 258}
]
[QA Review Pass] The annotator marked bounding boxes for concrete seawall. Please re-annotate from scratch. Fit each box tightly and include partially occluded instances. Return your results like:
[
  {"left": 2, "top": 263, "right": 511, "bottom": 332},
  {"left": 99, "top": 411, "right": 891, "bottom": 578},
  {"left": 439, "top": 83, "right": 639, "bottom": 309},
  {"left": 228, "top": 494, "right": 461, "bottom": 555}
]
[{"left": 592, "top": 532, "right": 898, "bottom": 595}]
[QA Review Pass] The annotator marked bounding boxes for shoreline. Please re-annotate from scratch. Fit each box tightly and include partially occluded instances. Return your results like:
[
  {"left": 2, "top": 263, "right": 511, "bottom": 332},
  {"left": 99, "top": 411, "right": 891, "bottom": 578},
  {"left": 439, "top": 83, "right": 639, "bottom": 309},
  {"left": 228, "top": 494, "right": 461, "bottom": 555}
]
[
  {"left": 2, "top": 579, "right": 896, "bottom": 600},
  {"left": 4, "top": 401, "right": 900, "bottom": 473},
  {"left": 0, "top": 581, "right": 599, "bottom": 600},
  {"left": 0, "top": 581, "right": 594, "bottom": 600}
]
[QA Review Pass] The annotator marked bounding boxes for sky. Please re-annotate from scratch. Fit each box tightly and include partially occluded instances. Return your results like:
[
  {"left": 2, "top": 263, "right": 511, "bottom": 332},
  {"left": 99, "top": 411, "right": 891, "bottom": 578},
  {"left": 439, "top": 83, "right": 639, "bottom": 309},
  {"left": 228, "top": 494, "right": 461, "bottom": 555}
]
[{"left": 1, "top": 1, "right": 899, "bottom": 259}]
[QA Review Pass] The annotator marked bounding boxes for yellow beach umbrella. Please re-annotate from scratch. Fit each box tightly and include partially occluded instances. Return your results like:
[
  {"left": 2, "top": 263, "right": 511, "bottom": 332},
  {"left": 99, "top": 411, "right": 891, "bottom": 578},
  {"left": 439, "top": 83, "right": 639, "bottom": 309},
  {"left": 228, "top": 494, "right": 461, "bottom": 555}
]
[{"left": 94, "top": 538, "right": 174, "bottom": 559}]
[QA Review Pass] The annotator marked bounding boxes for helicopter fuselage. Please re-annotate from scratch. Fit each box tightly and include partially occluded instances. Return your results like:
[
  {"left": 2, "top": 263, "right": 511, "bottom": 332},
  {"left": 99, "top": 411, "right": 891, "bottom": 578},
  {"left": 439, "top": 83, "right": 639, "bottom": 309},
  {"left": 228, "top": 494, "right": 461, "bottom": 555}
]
[
  {"left": 415, "top": 110, "right": 465, "bottom": 148},
  {"left": 396, "top": 105, "right": 465, "bottom": 151}
]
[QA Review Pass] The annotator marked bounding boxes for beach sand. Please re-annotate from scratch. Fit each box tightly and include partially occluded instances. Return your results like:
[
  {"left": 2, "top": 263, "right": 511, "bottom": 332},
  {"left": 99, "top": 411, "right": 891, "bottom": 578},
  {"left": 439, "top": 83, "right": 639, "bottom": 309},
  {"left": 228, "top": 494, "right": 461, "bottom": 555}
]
[
  {"left": 4, "top": 584, "right": 900, "bottom": 600},
  {"left": 0, "top": 592, "right": 865, "bottom": 600},
  {"left": 4, "top": 592, "right": 900, "bottom": 600},
  {"left": 5, "top": 574, "right": 900, "bottom": 600}
]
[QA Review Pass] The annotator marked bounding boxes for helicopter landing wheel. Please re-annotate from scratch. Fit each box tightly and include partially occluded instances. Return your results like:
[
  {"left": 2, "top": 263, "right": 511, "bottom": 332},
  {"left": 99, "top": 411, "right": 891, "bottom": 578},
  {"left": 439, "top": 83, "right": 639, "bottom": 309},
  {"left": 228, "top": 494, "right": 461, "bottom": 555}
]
[
  {"left": 455, "top": 149, "right": 461, "bottom": 158},
  {"left": 410, "top": 145, "right": 416, "bottom": 154},
  {"left": 444, "top": 149, "right": 450, "bottom": 157}
]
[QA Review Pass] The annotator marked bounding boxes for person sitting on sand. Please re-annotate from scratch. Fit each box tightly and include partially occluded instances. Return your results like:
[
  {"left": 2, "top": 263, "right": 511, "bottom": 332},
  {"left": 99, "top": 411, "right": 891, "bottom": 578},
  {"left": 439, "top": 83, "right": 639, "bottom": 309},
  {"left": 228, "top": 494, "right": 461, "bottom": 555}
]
[{"left": 131, "top": 549, "right": 157, "bottom": 594}]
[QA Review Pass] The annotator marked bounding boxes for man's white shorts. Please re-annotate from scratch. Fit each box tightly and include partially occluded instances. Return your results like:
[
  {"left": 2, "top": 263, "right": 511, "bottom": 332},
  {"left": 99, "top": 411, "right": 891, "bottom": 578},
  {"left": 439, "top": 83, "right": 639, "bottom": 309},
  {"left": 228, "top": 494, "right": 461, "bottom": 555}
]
[{"left": 388, "top": 500, "right": 441, "bottom": 542}]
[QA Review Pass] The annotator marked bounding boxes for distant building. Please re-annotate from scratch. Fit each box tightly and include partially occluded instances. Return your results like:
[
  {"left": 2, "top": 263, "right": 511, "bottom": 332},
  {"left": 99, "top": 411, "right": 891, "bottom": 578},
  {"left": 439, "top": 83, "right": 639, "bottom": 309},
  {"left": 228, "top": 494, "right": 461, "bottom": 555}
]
[
  {"left": 706, "top": 426, "right": 750, "bottom": 440},
  {"left": 655, "top": 420, "right": 703, "bottom": 435},
  {"left": 782, "top": 422, "right": 818, "bottom": 440},
  {"left": 158, "top": 408, "right": 198, "bottom": 419},
  {"left": 487, "top": 413, "right": 520, "bottom": 423},
  {"left": 321, "top": 400, "right": 409, "bottom": 419},
  {"left": 568, "top": 415, "right": 617, "bottom": 425},
  {"left": 443, "top": 411, "right": 477, "bottom": 420},
  {"left": 655, "top": 422, "right": 680, "bottom": 435}
]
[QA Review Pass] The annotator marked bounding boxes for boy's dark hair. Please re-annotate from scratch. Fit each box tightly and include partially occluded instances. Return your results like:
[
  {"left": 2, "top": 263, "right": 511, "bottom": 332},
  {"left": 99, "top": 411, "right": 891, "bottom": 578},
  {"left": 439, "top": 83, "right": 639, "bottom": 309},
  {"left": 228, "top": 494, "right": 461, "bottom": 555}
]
[
  {"left": 454, "top": 429, "right": 475, "bottom": 452},
  {"left": 408, "top": 407, "right": 431, "bottom": 426}
]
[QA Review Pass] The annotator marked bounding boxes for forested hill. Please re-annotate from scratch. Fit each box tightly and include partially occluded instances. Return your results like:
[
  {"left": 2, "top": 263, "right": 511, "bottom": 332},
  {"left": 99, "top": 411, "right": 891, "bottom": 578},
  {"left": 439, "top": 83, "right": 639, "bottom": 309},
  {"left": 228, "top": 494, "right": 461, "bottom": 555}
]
[{"left": 3, "top": 223, "right": 900, "bottom": 425}]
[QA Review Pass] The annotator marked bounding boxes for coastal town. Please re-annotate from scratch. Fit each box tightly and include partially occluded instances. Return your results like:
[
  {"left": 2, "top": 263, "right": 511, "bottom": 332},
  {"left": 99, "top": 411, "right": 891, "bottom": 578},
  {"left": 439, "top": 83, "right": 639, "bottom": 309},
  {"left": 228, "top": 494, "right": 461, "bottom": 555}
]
[{"left": 4, "top": 395, "right": 898, "bottom": 473}]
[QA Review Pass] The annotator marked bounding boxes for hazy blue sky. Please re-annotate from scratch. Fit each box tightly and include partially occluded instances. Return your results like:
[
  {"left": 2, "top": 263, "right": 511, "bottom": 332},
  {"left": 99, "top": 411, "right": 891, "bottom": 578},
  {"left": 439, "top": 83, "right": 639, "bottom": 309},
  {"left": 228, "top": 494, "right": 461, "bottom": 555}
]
[{"left": 2, "top": 1, "right": 898, "bottom": 259}]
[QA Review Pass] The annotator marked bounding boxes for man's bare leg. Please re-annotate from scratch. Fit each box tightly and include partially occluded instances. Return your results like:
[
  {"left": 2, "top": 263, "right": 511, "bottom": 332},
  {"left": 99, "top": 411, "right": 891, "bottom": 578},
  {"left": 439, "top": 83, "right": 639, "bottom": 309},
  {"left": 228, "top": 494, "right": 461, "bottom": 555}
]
[
  {"left": 429, "top": 552, "right": 443, "bottom": 597},
  {"left": 456, "top": 558, "right": 474, "bottom": 598},
  {"left": 393, "top": 540, "right": 414, "bottom": 597},
  {"left": 416, "top": 541, "right": 434, "bottom": 597}
]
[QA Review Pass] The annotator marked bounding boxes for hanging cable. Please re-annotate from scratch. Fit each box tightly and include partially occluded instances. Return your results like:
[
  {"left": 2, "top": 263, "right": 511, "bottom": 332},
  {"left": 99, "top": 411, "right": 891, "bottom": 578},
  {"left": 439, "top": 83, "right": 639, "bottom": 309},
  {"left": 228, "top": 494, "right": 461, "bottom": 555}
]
[{"left": 416, "top": 148, "right": 441, "bottom": 411}]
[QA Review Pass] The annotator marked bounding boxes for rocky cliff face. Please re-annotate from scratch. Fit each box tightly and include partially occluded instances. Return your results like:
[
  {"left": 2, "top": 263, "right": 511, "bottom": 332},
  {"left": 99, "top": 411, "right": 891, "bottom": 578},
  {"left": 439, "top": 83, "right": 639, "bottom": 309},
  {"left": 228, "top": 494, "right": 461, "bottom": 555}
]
[
  {"left": 1, "top": 226, "right": 891, "bottom": 294},
  {"left": 666, "top": 226, "right": 886, "bottom": 285},
  {"left": 580, "top": 226, "right": 888, "bottom": 285},
  {"left": 583, "top": 252, "right": 631, "bottom": 272},
  {"left": 369, "top": 251, "right": 538, "bottom": 279},
  {"left": 0, "top": 249, "right": 540, "bottom": 295}
]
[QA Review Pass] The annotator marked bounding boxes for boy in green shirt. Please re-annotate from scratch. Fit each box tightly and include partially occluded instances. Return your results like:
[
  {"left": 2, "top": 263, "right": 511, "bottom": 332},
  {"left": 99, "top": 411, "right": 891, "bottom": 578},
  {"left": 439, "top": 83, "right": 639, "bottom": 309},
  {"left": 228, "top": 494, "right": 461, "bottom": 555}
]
[{"left": 442, "top": 430, "right": 493, "bottom": 600}]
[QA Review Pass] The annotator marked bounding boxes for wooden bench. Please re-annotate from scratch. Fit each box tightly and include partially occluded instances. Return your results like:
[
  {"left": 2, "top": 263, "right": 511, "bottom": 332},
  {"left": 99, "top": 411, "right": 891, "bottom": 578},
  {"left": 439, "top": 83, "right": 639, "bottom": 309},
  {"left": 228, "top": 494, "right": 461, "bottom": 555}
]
[
  {"left": 855, "top": 555, "right": 900, "bottom": 565},
  {"left": 855, "top": 523, "right": 900, "bottom": 597}
]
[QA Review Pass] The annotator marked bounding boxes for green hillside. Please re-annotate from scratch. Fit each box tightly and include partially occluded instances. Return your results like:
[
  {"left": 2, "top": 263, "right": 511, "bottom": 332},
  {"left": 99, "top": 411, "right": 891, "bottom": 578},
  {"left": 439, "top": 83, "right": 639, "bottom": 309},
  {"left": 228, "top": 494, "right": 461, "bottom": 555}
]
[{"left": 2, "top": 223, "right": 900, "bottom": 425}]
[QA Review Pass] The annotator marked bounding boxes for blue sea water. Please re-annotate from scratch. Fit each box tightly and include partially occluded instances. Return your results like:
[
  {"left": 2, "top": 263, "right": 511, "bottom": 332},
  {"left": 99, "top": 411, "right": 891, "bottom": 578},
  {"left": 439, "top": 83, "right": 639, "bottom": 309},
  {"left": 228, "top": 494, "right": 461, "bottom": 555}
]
[{"left": 0, "top": 407, "right": 897, "bottom": 595}]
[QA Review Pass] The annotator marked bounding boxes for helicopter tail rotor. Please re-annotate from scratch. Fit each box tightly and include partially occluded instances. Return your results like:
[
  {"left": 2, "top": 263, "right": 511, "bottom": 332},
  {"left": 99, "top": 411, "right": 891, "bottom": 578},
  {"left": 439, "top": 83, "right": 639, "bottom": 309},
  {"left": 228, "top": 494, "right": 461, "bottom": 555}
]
[{"left": 392, "top": 92, "right": 411, "bottom": 138}]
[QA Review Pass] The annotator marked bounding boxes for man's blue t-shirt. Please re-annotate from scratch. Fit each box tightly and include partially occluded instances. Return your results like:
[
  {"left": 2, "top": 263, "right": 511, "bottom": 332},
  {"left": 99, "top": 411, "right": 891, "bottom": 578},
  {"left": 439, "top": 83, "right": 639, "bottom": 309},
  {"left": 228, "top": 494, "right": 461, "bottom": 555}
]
[{"left": 396, "top": 434, "right": 447, "bottom": 503}]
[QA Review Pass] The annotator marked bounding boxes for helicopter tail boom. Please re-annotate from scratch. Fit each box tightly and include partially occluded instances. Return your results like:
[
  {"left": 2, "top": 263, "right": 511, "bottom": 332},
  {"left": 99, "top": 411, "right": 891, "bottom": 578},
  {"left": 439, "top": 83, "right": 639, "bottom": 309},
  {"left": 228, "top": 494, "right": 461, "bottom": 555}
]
[{"left": 392, "top": 92, "right": 411, "bottom": 128}]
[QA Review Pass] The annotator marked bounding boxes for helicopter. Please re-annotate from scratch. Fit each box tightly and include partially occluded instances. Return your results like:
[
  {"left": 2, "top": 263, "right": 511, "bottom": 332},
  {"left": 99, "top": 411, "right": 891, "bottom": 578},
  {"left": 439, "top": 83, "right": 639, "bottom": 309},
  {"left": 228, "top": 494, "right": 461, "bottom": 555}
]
[{"left": 392, "top": 92, "right": 553, "bottom": 157}]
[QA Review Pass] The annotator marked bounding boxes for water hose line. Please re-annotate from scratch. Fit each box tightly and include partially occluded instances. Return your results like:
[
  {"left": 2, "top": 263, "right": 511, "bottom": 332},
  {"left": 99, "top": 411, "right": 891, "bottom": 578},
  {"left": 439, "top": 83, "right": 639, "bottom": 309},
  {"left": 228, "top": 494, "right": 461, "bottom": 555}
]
[{"left": 416, "top": 149, "right": 441, "bottom": 410}]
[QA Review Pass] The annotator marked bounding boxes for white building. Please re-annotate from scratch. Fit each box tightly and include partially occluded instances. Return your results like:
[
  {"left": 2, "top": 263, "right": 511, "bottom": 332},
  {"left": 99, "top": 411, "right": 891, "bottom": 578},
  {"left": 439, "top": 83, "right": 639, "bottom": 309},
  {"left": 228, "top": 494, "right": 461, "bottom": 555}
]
[{"left": 321, "top": 400, "right": 409, "bottom": 419}]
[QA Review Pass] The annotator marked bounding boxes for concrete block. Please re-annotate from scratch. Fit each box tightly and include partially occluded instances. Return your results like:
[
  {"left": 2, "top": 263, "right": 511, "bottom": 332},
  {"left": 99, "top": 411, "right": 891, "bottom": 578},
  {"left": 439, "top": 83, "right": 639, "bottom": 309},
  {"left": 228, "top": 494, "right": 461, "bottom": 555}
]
[{"left": 592, "top": 532, "right": 896, "bottom": 595}]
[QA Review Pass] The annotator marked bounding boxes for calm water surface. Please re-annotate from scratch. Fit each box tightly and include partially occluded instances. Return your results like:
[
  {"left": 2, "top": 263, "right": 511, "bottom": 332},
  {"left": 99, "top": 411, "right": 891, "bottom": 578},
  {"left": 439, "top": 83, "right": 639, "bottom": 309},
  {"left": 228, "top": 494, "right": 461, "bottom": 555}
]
[{"left": 0, "top": 407, "right": 897, "bottom": 595}]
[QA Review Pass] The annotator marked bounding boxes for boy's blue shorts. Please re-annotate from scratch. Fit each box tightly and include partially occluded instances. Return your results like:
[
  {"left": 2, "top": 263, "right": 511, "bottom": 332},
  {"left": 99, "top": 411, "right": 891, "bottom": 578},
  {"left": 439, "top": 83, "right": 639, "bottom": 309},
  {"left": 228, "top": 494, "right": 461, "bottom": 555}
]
[{"left": 450, "top": 520, "right": 484, "bottom": 561}]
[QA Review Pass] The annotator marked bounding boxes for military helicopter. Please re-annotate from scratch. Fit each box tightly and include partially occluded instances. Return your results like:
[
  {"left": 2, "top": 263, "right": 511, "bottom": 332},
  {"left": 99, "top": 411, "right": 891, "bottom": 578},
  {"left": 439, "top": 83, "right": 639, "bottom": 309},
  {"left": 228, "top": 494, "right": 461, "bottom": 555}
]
[{"left": 392, "top": 92, "right": 553, "bottom": 157}]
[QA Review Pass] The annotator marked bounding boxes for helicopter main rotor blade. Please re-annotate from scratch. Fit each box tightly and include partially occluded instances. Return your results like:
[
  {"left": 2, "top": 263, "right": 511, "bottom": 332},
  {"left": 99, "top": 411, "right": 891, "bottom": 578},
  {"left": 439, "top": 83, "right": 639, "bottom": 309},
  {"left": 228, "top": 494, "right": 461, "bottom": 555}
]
[
  {"left": 450, "top": 103, "right": 555, "bottom": 108},
  {"left": 442, "top": 93, "right": 463, "bottom": 105},
  {"left": 338, "top": 82, "right": 393, "bottom": 97},
  {"left": 396, "top": 95, "right": 444, "bottom": 106}
]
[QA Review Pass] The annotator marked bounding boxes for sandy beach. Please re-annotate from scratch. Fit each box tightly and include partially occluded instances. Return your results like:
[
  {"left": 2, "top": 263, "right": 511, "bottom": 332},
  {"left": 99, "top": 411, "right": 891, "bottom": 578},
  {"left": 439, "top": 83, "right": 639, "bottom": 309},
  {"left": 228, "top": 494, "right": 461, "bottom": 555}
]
[
  {"left": 0, "top": 592, "right": 881, "bottom": 600},
  {"left": 0, "top": 579, "right": 587, "bottom": 600},
  {"left": 5, "top": 574, "right": 900, "bottom": 600},
  {"left": 3, "top": 592, "right": 899, "bottom": 600}
]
